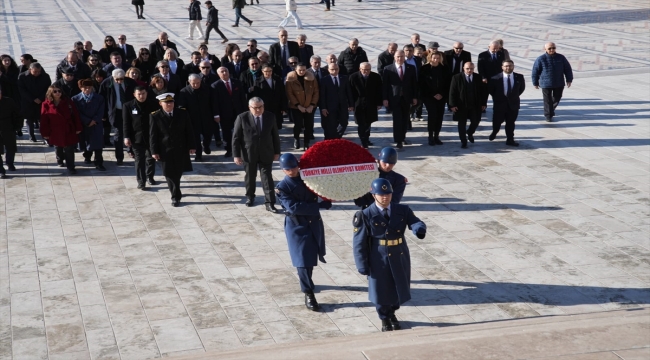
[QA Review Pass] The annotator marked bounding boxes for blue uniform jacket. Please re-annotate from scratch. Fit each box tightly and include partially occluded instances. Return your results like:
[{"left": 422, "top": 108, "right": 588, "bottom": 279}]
[
  {"left": 352, "top": 204, "right": 425, "bottom": 306},
  {"left": 276, "top": 175, "right": 326, "bottom": 267},
  {"left": 356, "top": 169, "right": 407, "bottom": 208}
]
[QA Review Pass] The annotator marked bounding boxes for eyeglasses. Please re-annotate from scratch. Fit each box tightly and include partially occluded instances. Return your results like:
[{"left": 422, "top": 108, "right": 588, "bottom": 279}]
[
  {"left": 200, "top": 66, "right": 210, "bottom": 69},
  {"left": 250, "top": 63, "right": 259, "bottom": 66},
  {"left": 247, "top": 44, "right": 254, "bottom": 47},
  {"left": 114, "top": 78, "right": 124, "bottom": 81},
  {"left": 547, "top": 47, "right": 556, "bottom": 50},
  {"left": 118, "top": 38, "right": 126, "bottom": 40},
  {"left": 289, "top": 62, "right": 297, "bottom": 65},
  {"left": 249, "top": 105, "right": 264, "bottom": 110},
  {"left": 159, "top": 66, "right": 169, "bottom": 68},
  {"left": 105, "top": 39, "right": 113, "bottom": 42},
  {"left": 454, "top": 47, "right": 463, "bottom": 50},
  {"left": 52, "top": 90, "right": 62, "bottom": 93}
]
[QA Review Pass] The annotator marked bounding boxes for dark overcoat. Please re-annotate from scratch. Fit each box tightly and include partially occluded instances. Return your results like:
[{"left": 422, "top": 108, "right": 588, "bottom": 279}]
[
  {"left": 123, "top": 97, "right": 158, "bottom": 145},
  {"left": 353, "top": 204, "right": 426, "bottom": 305},
  {"left": 17, "top": 70, "right": 51, "bottom": 119},
  {"left": 98, "top": 77, "right": 137, "bottom": 125},
  {"left": 448, "top": 72, "right": 488, "bottom": 121},
  {"left": 211, "top": 79, "right": 247, "bottom": 128},
  {"left": 349, "top": 71, "right": 383, "bottom": 126},
  {"left": 276, "top": 175, "right": 326, "bottom": 267},
  {"left": 253, "top": 75, "right": 287, "bottom": 119},
  {"left": 0, "top": 97, "right": 22, "bottom": 154},
  {"left": 40, "top": 98, "right": 83, "bottom": 147},
  {"left": 72, "top": 93, "right": 105, "bottom": 151},
  {"left": 149, "top": 108, "right": 195, "bottom": 177},
  {"left": 177, "top": 84, "right": 217, "bottom": 136}
]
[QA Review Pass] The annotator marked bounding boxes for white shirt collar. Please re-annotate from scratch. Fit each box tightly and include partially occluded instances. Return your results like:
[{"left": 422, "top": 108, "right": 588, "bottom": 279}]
[{"left": 375, "top": 202, "right": 391, "bottom": 214}]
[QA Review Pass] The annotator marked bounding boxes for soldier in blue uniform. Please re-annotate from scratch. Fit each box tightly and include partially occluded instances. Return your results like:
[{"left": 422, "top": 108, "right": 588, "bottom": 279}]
[
  {"left": 354, "top": 146, "right": 407, "bottom": 208},
  {"left": 353, "top": 178, "right": 426, "bottom": 331},
  {"left": 275, "top": 153, "right": 332, "bottom": 311}
]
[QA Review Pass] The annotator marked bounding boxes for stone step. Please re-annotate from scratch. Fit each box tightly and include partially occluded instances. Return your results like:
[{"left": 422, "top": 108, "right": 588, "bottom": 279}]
[{"left": 170, "top": 307, "right": 650, "bottom": 360}]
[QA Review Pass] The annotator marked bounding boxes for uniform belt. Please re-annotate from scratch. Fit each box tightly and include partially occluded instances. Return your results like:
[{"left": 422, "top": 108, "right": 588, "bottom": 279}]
[{"left": 379, "top": 238, "right": 402, "bottom": 246}]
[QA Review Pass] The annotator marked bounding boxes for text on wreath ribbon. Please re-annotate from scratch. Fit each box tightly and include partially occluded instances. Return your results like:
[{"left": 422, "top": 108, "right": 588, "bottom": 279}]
[{"left": 300, "top": 163, "right": 377, "bottom": 178}]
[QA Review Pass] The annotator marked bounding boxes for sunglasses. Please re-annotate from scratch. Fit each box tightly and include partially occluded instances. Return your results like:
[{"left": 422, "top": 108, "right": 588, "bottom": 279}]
[
  {"left": 454, "top": 47, "right": 463, "bottom": 50},
  {"left": 547, "top": 47, "right": 556, "bottom": 50},
  {"left": 114, "top": 78, "right": 124, "bottom": 81},
  {"left": 289, "top": 62, "right": 297, "bottom": 65},
  {"left": 247, "top": 45, "right": 254, "bottom": 47},
  {"left": 159, "top": 65, "right": 169, "bottom": 68},
  {"left": 200, "top": 66, "right": 210, "bottom": 69},
  {"left": 105, "top": 39, "right": 114, "bottom": 42},
  {"left": 118, "top": 38, "right": 126, "bottom": 40},
  {"left": 52, "top": 90, "right": 62, "bottom": 93}
]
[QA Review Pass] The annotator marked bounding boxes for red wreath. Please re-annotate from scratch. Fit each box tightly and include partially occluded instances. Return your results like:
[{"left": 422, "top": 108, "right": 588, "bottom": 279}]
[{"left": 300, "top": 139, "right": 376, "bottom": 169}]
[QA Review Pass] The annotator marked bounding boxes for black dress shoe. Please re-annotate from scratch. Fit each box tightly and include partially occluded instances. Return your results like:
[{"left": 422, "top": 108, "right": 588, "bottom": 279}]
[
  {"left": 304, "top": 292, "right": 320, "bottom": 311},
  {"left": 265, "top": 203, "right": 279, "bottom": 213},
  {"left": 116, "top": 160, "right": 124, "bottom": 165},
  {"left": 367, "top": 141, "right": 374, "bottom": 146},
  {"left": 194, "top": 157, "right": 203, "bottom": 162},
  {"left": 147, "top": 177, "right": 157, "bottom": 185},
  {"left": 545, "top": 116, "right": 553, "bottom": 122},
  {"left": 245, "top": 197, "right": 254, "bottom": 207},
  {"left": 171, "top": 200, "right": 179, "bottom": 207},
  {"left": 96, "top": 165, "right": 106, "bottom": 171},
  {"left": 294, "top": 139, "right": 300, "bottom": 149},
  {"left": 57, "top": 162, "right": 65, "bottom": 167},
  {"left": 461, "top": 143, "right": 468, "bottom": 149},
  {"left": 506, "top": 140, "right": 520, "bottom": 147},
  {"left": 381, "top": 319, "right": 393, "bottom": 332},
  {"left": 137, "top": 183, "right": 145, "bottom": 190},
  {"left": 434, "top": 138, "right": 443, "bottom": 145},
  {"left": 303, "top": 141, "right": 310, "bottom": 150},
  {"left": 467, "top": 134, "right": 474, "bottom": 143},
  {"left": 428, "top": 137, "right": 434, "bottom": 146},
  {"left": 7, "top": 165, "right": 16, "bottom": 171},
  {"left": 30, "top": 136, "right": 38, "bottom": 142},
  {"left": 203, "top": 147, "right": 211, "bottom": 155},
  {"left": 403, "top": 139, "right": 410, "bottom": 145},
  {"left": 224, "top": 151, "right": 232, "bottom": 158},
  {"left": 489, "top": 132, "right": 496, "bottom": 141},
  {"left": 84, "top": 158, "right": 92, "bottom": 164},
  {"left": 389, "top": 315, "right": 401, "bottom": 330},
  {"left": 216, "top": 140, "right": 223, "bottom": 147},
  {"left": 396, "top": 142, "right": 403, "bottom": 149},
  {"left": 0, "top": 173, "right": 7, "bottom": 179},
  {"left": 68, "top": 169, "right": 77, "bottom": 175},
  {"left": 248, "top": 20, "right": 253, "bottom": 26}
]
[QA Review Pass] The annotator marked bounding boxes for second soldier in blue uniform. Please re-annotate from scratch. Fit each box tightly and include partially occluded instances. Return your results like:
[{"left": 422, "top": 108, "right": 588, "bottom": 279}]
[
  {"left": 275, "top": 153, "right": 332, "bottom": 311},
  {"left": 354, "top": 147, "right": 407, "bottom": 208},
  {"left": 353, "top": 178, "right": 426, "bottom": 331}
]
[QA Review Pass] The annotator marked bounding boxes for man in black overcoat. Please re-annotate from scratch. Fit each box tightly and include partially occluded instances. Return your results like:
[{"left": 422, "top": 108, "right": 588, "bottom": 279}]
[
  {"left": 269, "top": 29, "right": 299, "bottom": 77},
  {"left": 123, "top": 86, "right": 158, "bottom": 189},
  {"left": 478, "top": 41, "right": 506, "bottom": 84},
  {"left": 148, "top": 32, "right": 179, "bottom": 64},
  {"left": 253, "top": 65, "right": 286, "bottom": 130},
  {"left": 349, "top": 62, "right": 382, "bottom": 148},
  {"left": 382, "top": 51, "right": 417, "bottom": 149},
  {"left": 17, "top": 63, "right": 51, "bottom": 142},
  {"left": 150, "top": 93, "right": 196, "bottom": 207},
  {"left": 319, "top": 64, "right": 353, "bottom": 140},
  {"left": 449, "top": 62, "right": 488, "bottom": 148},
  {"left": 0, "top": 88, "right": 22, "bottom": 177},
  {"left": 177, "top": 74, "right": 219, "bottom": 161},
  {"left": 99, "top": 69, "right": 137, "bottom": 164},
  {"left": 232, "top": 97, "right": 281, "bottom": 212},
  {"left": 488, "top": 60, "right": 525, "bottom": 146},
  {"left": 444, "top": 41, "right": 472, "bottom": 76},
  {"left": 212, "top": 67, "right": 247, "bottom": 157},
  {"left": 377, "top": 43, "right": 397, "bottom": 76}
]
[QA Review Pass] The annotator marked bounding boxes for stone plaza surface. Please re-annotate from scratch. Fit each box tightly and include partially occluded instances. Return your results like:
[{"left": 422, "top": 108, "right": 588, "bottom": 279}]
[{"left": 1, "top": 0, "right": 649, "bottom": 359}]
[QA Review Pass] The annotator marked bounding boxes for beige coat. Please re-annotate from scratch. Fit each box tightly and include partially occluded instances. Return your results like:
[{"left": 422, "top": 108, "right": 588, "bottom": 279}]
[{"left": 285, "top": 70, "right": 319, "bottom": 109}]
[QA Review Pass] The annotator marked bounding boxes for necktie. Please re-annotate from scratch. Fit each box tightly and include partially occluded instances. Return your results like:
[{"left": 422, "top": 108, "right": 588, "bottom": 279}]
[
  {"left": 382, "top": 208, "right": 389, "bottom": 222},
  {"left": 235, "top": 63, "right": 240, "bottom": 74},
  {"left": 507, "top": 74, "right": 512, "bottom": 95},
  {"left": 165, "top": 75, "right": 169, "bottom": 82},
  {"left": 226, "top": 81, "right": 232, "bottom": 95},
  {"left": 167, "top": 112, "right": 173, "bottom": 117},
  {"left": 282, "top": 45, "right": 287, "bottom": 66},
  {"left": 492, "top": 53, "right": 496, "bottom": 61},
  {"left": 466, "top": 75, "right": 471, "bottom": 83},
  {"left": 398, "top": 66, "right": 403, "bottom": 80},
  {"left": 333, "top": 76, "right": 338, "bottom": 87},
  {"left": 255, "top": 116, "right": 262, "bottom": 133}
]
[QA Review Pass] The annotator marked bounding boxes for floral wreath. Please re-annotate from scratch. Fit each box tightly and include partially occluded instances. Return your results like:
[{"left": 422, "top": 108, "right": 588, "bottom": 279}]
[{"left": 299, "top": 139, "right": 377, "bottom": 201}]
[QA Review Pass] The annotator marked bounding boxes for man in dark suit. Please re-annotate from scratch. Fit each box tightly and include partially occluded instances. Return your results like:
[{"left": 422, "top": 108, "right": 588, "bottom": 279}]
[
  {"left": 297, "top": 34, "right": 314, "bottom": 65},
  {"left": 56, "top": 51, "right": 91, "bottom": 81},
  {"left": 148, "top": 32, "right": 179, "bottom": 63},
  {"left": 319, "top": 64, "right": 354, "bottom": 140},
  {"left": 488, "top": 60, "right": 525, "bottom": 146},
  {"left": 123, "top": 86, "right": 158, "bottom": 189},
  {"left": 338, "top": 38, "right": 368, "bottom": 76},
  {"left": 226, "top": 50, "right": 249, "bottom": 81},
  {"left": 150, "top": 93, "right": 196, "bottom": 207},
  {"left": 307, "top": 55, "right": 328, "bottom": 85},
  {"left": 177, "top": 74, "right": 220, "bottom": 161},
  {"left": 182, "top": 52, "right": 203, "bottom": 84},
  {"left": 377, "top": 43, "right": 397, "bottom": 76},
  {"left": 240, "top": 57, "right": 262, "bottom": 99},
  {"left": 254, "top": 65, "right": 286, "bottom": 130},
  {"left": 269, "top": 29, "right": 299, "bottom": 77},
  {"left": 99, "top": 69, "right": 137, "bottom": 164},
  {"left": 242, "top": 39, "right": 259, "bottom": 63},
  {"left": 102, "top": 52, "right": 130, "bottom": 73},
  {"left": 382, "top": 50, "right": 417, "bottom": 149},
  {"left": 449, "top": 62, "right": 488, "bottom": 148},
  {"left": 349, "top": 62, "right": 383, "bottom": 148},
  {"left": 198, "top": 60, "right": 219, "bottom": 86},
  {"left": 116, "top": 35, "right": 137, "bottom": 64},
  {"left": 444, "top": 42, "right": 472, "bottom": 76},
  {"left": 478, "top": 41, "right": 505, "bottom": 84},
  {"left": 212, "top": 67, "right": 247, "bottom": 157},
  {"left": 410, "top": 33, "right": 427, "bottom": 52},
  {"left": 404, "top": 44, "right": 423, "bottom": 124},
  {"left": 155, "top": 60, "right": 182, "bottom": 94},
  {"left": 232, "top": 97, "right": 281, "bottom": 212},
  {"left": 323, "top": 54, "right": 347, "bottom": 76}
]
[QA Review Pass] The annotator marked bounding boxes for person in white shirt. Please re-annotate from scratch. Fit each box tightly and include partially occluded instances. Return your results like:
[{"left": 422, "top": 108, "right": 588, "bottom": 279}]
[{"left": 278, "top": 0, "right": 303, "bottom": 30}]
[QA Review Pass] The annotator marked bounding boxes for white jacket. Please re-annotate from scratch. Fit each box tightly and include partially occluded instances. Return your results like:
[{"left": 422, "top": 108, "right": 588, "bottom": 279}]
[{"left": 285, "top": 0, "right": 297, "bottom": 11}]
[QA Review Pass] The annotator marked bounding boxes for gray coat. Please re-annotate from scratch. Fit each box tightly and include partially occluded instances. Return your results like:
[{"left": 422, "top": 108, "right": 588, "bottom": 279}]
[{"left": 72, "top": 93, "right": 105, "bottom": 151}]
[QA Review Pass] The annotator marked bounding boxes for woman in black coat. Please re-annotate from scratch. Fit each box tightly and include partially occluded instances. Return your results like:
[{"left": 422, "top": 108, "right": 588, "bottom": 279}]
[
  {"left": 132, "top": 0, "right": 145, "bottom": 19},
  {"left": 98, "top": 36, "right": 126, "bottom": 64},
  {"left": 0, "top": 89, "right": 22, "bottom": 176},
  {"left": 132, "top": 48, "right": 156, "bottom": 80},
  {"left": 198, "top": 44, "right": 221, "bottom": 71},
  {"left": 419, "top": 51, "right": 451, "bottom": 146},
  {"left": 0, "top": 55, "right": 21, "bottom": 102}
]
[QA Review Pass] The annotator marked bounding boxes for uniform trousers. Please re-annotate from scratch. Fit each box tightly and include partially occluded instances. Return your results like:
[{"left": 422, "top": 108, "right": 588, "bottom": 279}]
[
  {"left": 375, "top": 304, "right": 400, "bottom": 320},
  {"left": 492, "top": 106, "right": 519, "bottom": 140},
  {"left": 132, "top": 143, "right": 155, "bottom": 185},
  {"left": 244, "top": 160, "right": 275, "bottom": 204},
  {"left": 423, "top": 98, "right": 446, "bottom": 138},
  {"left": 297, "top": 266, "right": 315, "bottom": 293},
  {"left": 541, "top": 87, "right": 564, "bottom": 119},
  {"left": 291, "top": 109, "right": 314, "bottom": 141},
  {"left": 55, "top": 145, "right": 76, "bottom": 170},
  {"left": 390, "top": 97, "right": 410, "bottom": 143},
  {"left": 457, "top": 109, "right": 481, "bottom": 144},
  {"left": 165, "top": 175, "right": 182, "bottom": 201}
]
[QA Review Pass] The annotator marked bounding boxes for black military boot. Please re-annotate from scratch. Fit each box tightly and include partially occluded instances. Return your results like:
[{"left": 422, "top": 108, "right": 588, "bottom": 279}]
[
  {"left": 389, "top": 315, "right": 401, "bottom": 330},
  {"left": 381, "top": 319, "right": 393, "bottom": 332},
  {"left": 304, "top": 292, "right": 320, "bottom": 311}
]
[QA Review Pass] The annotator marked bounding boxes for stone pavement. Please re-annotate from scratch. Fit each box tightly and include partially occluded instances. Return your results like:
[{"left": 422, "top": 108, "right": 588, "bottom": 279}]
[{"left": 0, "top": 0, "right": 649, "bottom": 359}]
